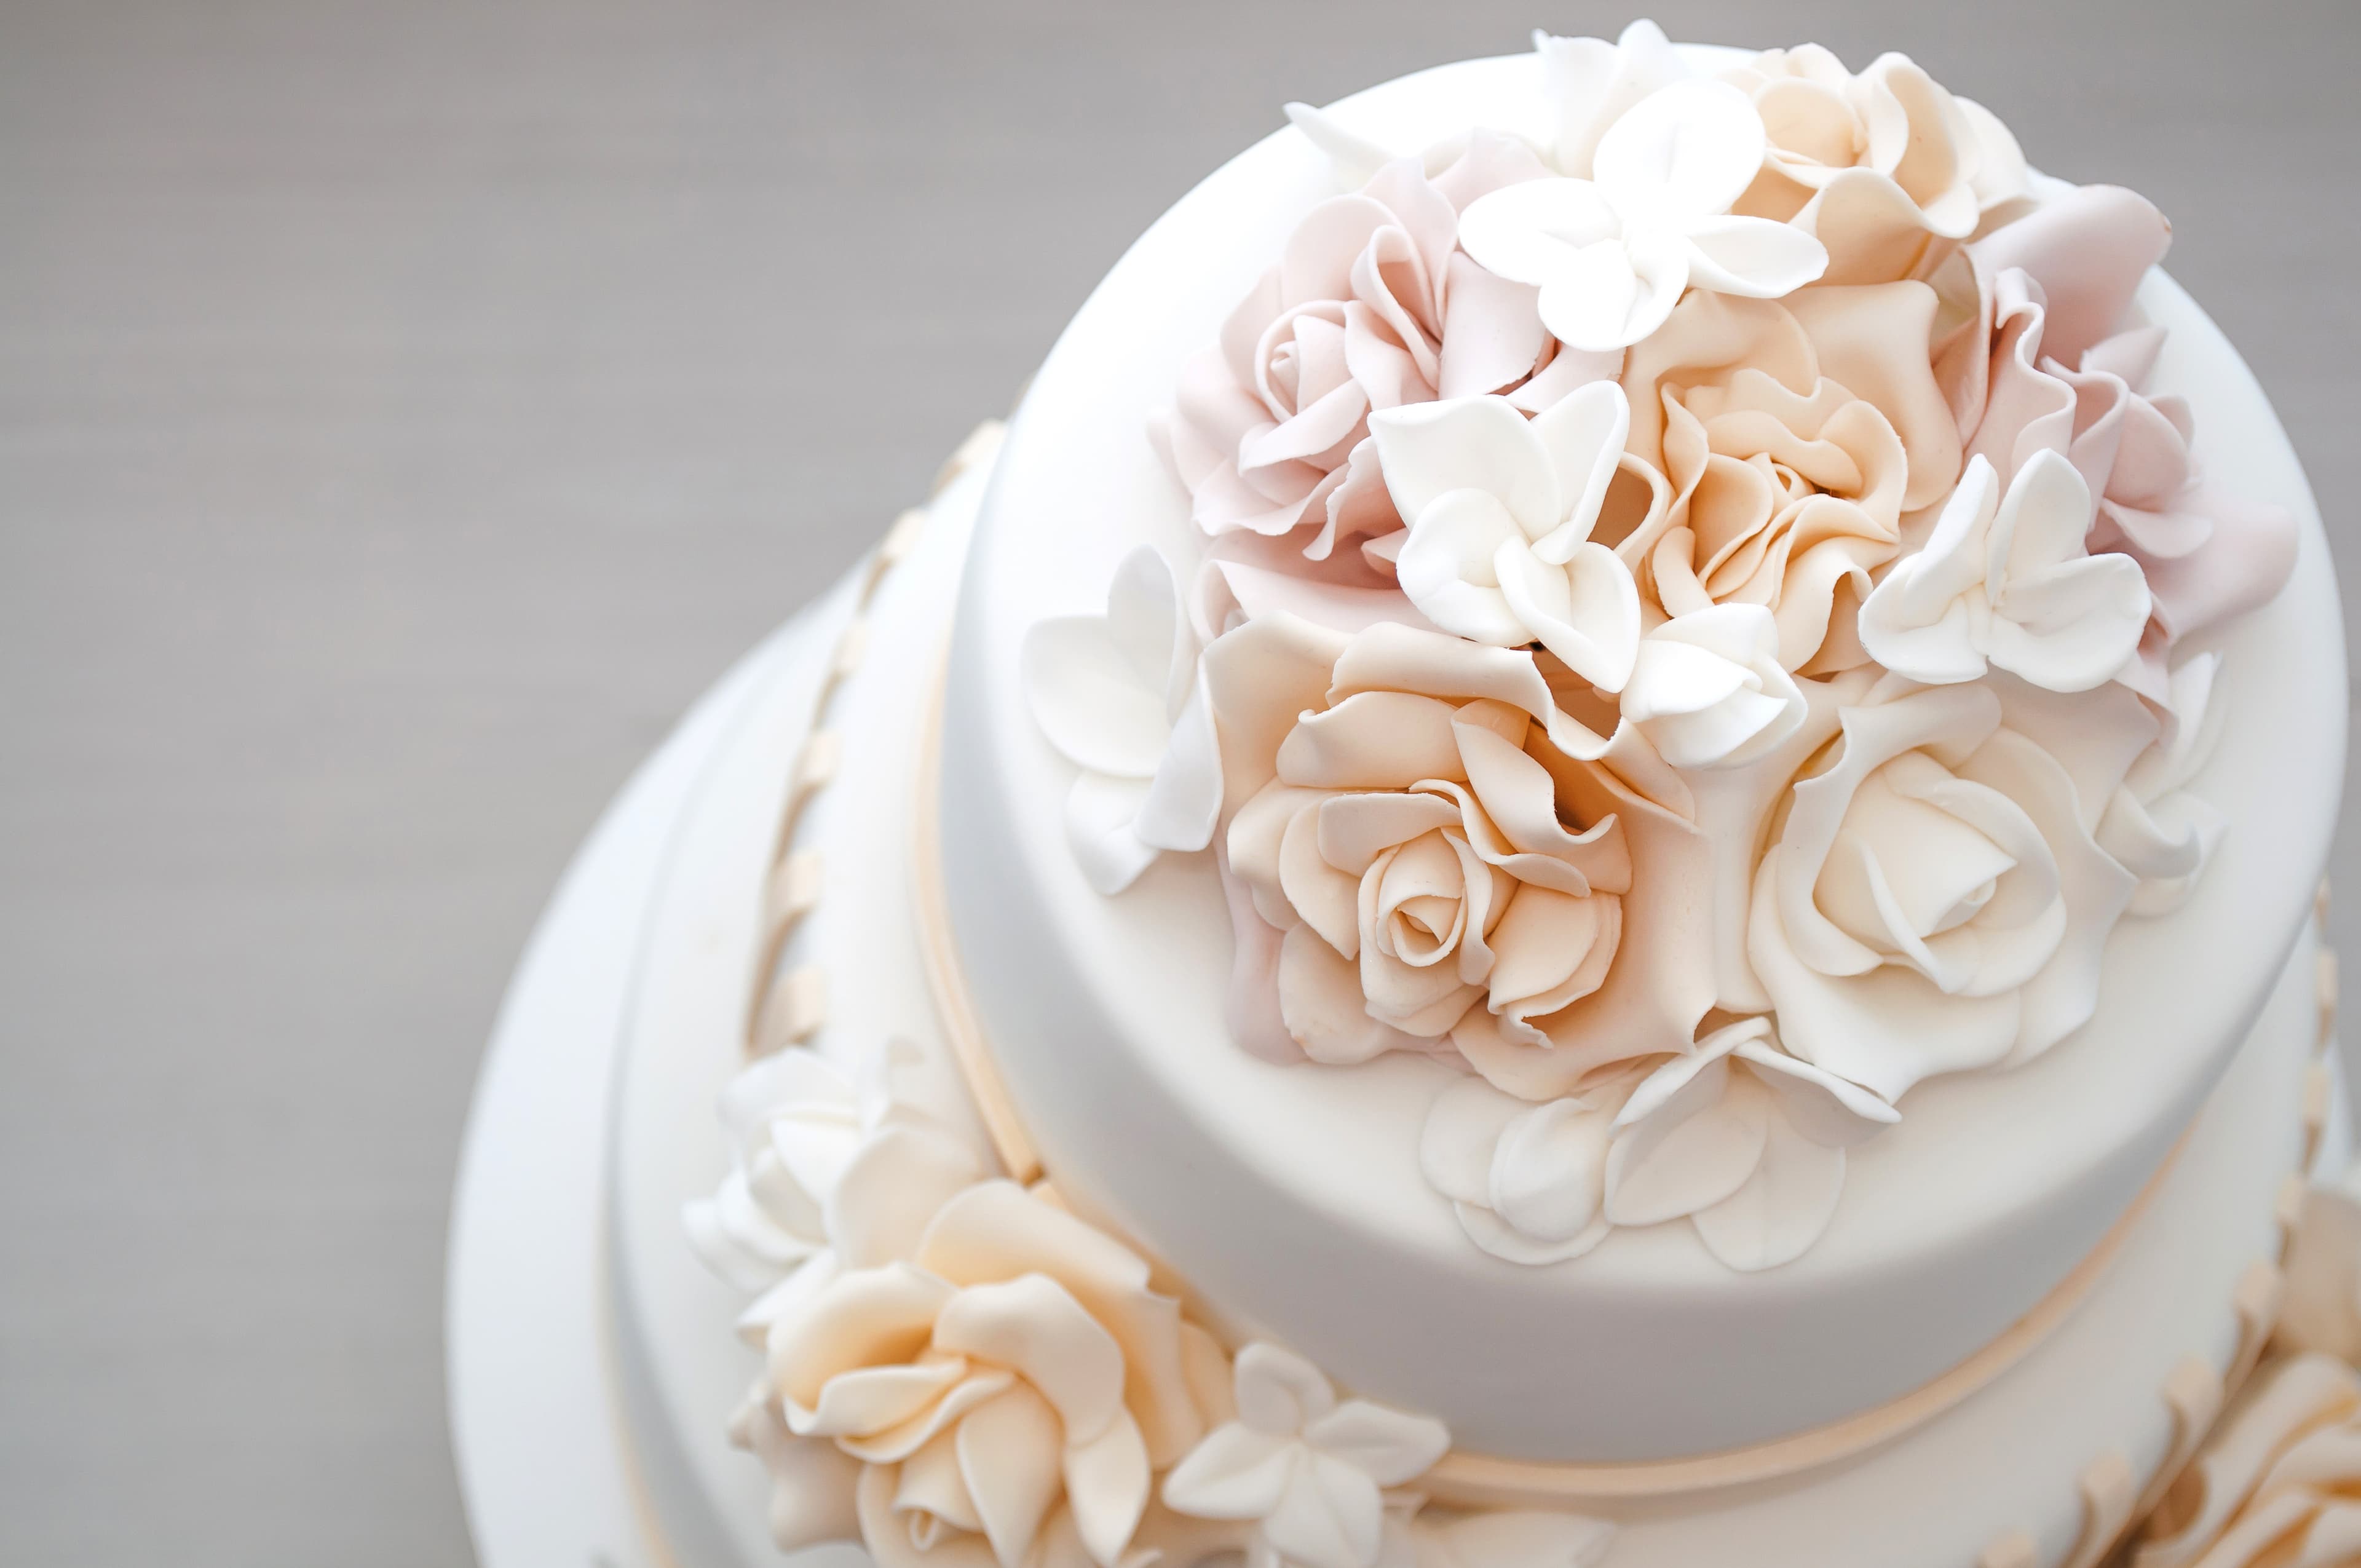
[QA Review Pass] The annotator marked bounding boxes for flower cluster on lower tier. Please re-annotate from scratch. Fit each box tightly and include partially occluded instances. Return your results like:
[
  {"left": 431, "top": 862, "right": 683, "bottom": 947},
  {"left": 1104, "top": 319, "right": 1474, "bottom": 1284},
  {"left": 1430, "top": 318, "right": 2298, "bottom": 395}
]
[
  {"left": 686, "top": 1022, "right": 2361, "bottom": 1568},
  {"left": 1023, "top": 18, "right": 2298, "bottom": 1273},
  {"left": 689, "top": 1037, "right": 1619, "bottom": 1568}
]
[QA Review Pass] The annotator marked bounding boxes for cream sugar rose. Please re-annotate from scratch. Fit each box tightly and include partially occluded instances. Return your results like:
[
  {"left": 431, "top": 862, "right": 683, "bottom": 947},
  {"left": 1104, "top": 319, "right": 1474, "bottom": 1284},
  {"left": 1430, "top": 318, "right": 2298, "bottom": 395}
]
[{"left": 673, "top": 20, "right": 2332, "bottom": 1568}]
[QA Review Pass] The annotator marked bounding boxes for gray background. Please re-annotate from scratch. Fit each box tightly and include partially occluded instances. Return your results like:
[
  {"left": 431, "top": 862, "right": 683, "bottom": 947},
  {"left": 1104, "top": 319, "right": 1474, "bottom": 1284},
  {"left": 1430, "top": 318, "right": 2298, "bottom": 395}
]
[{"left": 1, "top": 1, "right": 2354, "bottom": 1563}]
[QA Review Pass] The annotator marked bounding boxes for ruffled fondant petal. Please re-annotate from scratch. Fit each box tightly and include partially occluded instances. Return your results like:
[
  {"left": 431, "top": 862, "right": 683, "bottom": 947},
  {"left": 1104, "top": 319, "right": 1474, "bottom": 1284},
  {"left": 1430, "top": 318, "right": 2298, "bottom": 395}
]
[
  {"left": 1733, "top": 1039, "right": 1899, "bottom": 1149},
  {"left": 1535, "top": 17, "right": 1687, "bottom": 179},
  {"left": 1604, "top": 1063, "right": 1770, "bottom": 1227},
  {"left": 1303, "top": 1400, "right": 1450, "bottom": 1487},
  {"left": 1490, "top": 1096, "right": 1619, "bottom": 1243},
  {"left": 769, "top": 1264, "right": 957, "bottom": 1419},
  {"left": 1524, "top": 379, "right": 1631, "bottom": 563},
  {"left": 826, "top": 1124, "right": 986, "bottom": 1272},
  {"left": 1262, "top": 1449, "right": 1387, "bottom": 1568},
  {"left": 1062, "top": 771, "right": 1161, "bottom": 897},
  {"left": 1418, "top": 1075, "right": 1529, "bottom": 1207},
  {"left": 1499, "top": 539, "right": 1642, "bottom": 693},
  {"left": 1369, "top": 394, "right": 1562, "bottom": 543},
  {"left": 1680, "top": 214, "right": 1829, "bottom": 299},
  {"left": 1455, "top": 178, "right": 1621, "bottom": 289},
  {"left": 1235, "top": 1342, "right": 1339, "bottom": 1435},
  {"left": 951, "top": 1383, "right": 1063, "bottom": 1566},
  {"left": 1160, "top": 1423, "right": 1297, "bottom": 1520},
  {"left": 1062, "top": 1408, "right": 1152, "bottom": 1567},
  {"left": 1689, "top": 1109, "right": 1848, "bottom": 1272},
  {"left": 1592, "top": 78, "right": 1768, "bottom": 224},
  {"left": 1537, "top": 230, "right": 1689, "bottom": 354},
  {"left": 1134, "top": 673, "right": 1222, "bottom": 855},
  {"left": 1024, "top": 615, "right": 1174, "bottom": 778},
  {"left": 1393, "top": 489, "right": 1533, "bottom": 647}
]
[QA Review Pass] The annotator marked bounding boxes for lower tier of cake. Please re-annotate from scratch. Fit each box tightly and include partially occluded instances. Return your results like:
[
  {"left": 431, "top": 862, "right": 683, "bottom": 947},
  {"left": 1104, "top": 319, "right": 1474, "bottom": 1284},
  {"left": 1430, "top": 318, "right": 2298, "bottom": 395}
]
[{"left": 583, "top": 451, "right": 2343, "bottom": 1568}]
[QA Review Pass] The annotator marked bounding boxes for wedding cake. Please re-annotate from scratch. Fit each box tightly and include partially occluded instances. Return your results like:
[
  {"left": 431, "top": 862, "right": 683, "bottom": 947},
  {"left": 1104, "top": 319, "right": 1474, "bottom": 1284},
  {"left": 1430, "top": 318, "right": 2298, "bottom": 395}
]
[{"left": 602, "top": 23, "right": 2351, "bottom": 1568}]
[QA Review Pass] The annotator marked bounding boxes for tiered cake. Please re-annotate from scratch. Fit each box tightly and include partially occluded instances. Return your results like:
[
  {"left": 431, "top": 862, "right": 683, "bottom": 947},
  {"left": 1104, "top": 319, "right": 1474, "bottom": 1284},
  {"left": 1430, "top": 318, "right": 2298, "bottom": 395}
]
[{"left": 603, "top": 23, "right": 2351, "bottom": 1568}]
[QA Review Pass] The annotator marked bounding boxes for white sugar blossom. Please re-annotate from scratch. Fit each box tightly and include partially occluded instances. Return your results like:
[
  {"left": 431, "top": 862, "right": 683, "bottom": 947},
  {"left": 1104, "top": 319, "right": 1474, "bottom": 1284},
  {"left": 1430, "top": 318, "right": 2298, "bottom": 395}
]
[
  {"left": 1163, "top": 1343, "right": 1450, "bottom": 1568},
  {"left": 1619, "top": 604, "right": 1807, "bottom": 769},
  {"left": 1421, "top": 1018, "right": 1895, "bottom": 1272},
  {"left": 1457, "top": 79, "right": 1829, "bottom": 352},
  {"left": 1419, "top": 1069, "right": 1639, "bottom": 1265},
  {"left": 1859, "top": 451, "right": 2152, "bottom": 694},
  {"left": 1604, "top": 1017, "right": 1897, "bottom": 1272},
  {"left": 1367, "top": 384, "right": 1641, "bottom": 692},
  {"left": 1533, "top": 18, "right": 1690, "bottom": 179},
  {"left": 1023, "top": 548, "right": 1223, "bottom": 893}
]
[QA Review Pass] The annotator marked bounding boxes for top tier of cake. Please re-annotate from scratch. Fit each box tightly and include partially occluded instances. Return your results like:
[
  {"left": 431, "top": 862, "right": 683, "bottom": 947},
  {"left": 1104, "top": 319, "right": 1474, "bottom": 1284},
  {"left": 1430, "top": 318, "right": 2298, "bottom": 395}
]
[{"left": 935, "top": 43, "right": 2343, "bottom": 1462}]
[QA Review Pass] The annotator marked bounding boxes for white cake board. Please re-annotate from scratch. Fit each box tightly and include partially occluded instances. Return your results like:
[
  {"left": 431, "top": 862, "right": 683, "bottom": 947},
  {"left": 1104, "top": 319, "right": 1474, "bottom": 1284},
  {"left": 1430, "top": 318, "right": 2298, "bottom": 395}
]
[{"left": 445, "top": 623, "right": 801, "bottom": 1568}]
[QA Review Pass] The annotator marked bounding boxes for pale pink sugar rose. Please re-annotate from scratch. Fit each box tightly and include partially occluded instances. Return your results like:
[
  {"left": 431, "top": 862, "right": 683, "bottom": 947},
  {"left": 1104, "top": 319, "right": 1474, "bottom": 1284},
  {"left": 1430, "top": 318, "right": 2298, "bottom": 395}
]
[
  {"left": 1936, "top": 183, "right": 2297, "bottom": 697},
  {"left": 1200, "top": 614, "right": 1715, "bottom": 1098},
  {"left": 1936, "top": 183, "right": 2173, "bottom": 426},
  {"left": 2051, "top": 324, "right": 2295, "bottom": 696},
  {"left": 1152, "top": 132, "right": 1598, "bottom": 564},
  {"left": 1611, "top": 283, "right": 1963, "bottom": 675}
]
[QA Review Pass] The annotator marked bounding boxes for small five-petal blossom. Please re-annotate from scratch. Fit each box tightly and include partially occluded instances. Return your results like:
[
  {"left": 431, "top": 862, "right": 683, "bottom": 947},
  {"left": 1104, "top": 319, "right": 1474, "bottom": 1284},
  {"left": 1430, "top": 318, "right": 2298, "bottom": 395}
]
[
  {"left": 1367, "top": 383, "right": 1642, "bottom": 692},
  {"left": 1456, "top": 79, "right": 1829, "bottom": 352},
  {"left": 1163, "top": 1343, "right": 1451, "bottom": 1568},
  {"left": 1858, "top": 450, "right": 2153, "bottom": 694}
]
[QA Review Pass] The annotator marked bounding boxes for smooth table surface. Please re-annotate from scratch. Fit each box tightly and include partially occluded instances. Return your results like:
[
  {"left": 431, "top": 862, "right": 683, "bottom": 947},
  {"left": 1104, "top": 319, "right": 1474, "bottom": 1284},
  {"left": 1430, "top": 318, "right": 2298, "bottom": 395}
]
[{"left": 2, "top": 2, "right": 2357, "bottom": 1564}]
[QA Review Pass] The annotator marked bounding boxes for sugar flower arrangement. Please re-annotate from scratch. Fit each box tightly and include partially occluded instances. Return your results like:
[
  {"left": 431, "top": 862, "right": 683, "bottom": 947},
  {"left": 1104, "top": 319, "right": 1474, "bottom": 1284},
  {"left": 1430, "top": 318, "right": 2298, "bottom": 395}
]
[{"left": 1027, "top": 19, "right": 2297, "bottom": 1275}]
